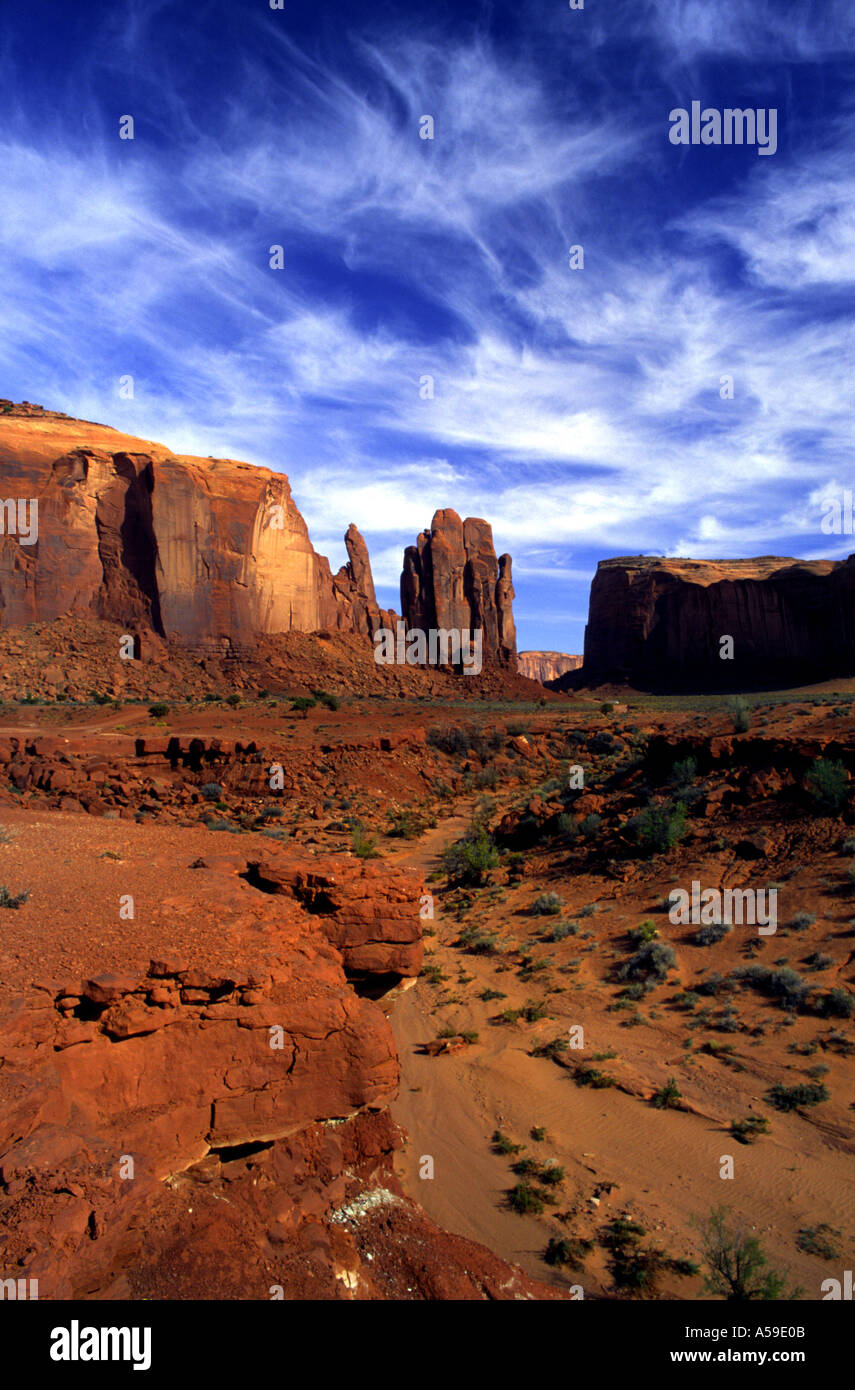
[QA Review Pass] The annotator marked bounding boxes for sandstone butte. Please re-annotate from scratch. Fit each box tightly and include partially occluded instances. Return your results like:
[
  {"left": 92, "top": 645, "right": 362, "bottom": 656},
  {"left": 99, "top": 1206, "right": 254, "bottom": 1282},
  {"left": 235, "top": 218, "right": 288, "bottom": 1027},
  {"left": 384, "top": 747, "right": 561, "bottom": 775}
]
[
  {"left": 556, "top": 554, "right": 855, "bottom": 693},
  {"left": 0, "top": 402, "right": 516, "bottom": 668},
  {"left": 517, "top": 651, "right": 583, "bottom": 685}
]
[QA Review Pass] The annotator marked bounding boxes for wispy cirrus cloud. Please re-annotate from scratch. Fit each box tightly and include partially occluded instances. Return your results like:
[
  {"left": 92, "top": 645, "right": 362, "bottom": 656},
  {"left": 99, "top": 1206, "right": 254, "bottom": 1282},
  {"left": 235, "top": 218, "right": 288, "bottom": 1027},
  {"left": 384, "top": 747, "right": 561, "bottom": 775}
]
[{"left": 0, "top": 0, "right": 853, "bottom": 653}]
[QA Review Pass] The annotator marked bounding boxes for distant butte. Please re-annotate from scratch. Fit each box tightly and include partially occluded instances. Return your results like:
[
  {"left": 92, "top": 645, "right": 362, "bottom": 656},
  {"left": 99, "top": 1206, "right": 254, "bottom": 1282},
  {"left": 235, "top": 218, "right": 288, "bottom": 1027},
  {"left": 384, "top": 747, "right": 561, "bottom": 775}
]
[{"left": 558, "top": 553, "right": 855, "bottom": 692}]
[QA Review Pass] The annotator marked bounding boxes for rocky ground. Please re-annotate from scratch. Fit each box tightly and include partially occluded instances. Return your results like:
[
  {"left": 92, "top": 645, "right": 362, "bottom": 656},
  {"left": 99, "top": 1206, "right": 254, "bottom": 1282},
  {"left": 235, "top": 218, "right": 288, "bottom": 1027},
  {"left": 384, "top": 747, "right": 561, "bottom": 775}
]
[{"left": 1, "top": 657, "right": 855, "bottom": 1299}]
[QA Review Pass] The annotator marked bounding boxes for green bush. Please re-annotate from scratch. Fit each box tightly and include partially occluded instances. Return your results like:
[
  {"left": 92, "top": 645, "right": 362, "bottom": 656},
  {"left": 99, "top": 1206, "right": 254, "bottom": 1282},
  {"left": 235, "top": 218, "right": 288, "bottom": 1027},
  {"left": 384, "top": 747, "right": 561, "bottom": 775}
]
[
  {"left": 651, "top": 1077, "right": 683, "bottom": 1109},
  {"left": 0, "top": 885, "right": 30, "bottom": 909},
  {"left": 805, "top": 758, "right": 849, "bottom": 813},
  {"left": 350, "top": 822, "right": 380, "bottom": 859},
  {"left": 629, "top": 920, "right": 659, "bottom": 944},
  {"left": 544, "top": 1236, "right": 592, "bottom": 1269},
  {"left": 733, "top": 964, "right": 809, "bottom": 1010},
  {"left": 817, "top": 988, "right": 855, "bottom": 1018},
  {"left": 148, "top": 703, "right": 170, "bottom": 719},
  {"left": 765, "top": 1081, "right": 828, "bottom": 1112},
  {"left": 695, "top": 922, "right": 733, "bottom": 946},
  {"left": 797, "top": 1225, "right": 841, "bottom": 1261},
  {"left": 579, "top": 813, "right": 602, "bottom": 837},
  {"left": 441, "top": 829, "right": 499, "bottom": 886},
  {"left": 670, "top": 756, "right": 698, "bottom": 787},
  {"left": 631, "top": 801, "right": 687, "bottom": 855},
  {"left": 728, "top": 698, "right": 751, "bottom": 734},
  {"left": 531, "top": 891, "right": 562, "bottom": 916},
  {"left": 730, "top": 1116, "right": 770, "bottom": 1145},
  {"left": 491, "top": 1130, "right": 522, "bottom": 1155},
  {"left": 619, "top": 941, "right": 677, "bottom": 987},
  {"left": 545, "top": 920, "right": 577, "bottom": 941},
  {"left": 509, "top": 1182, "right": 544, "bottom": 1216},
  {"left": 200, "top": 783, "right": 223, "bottom": 801},
  {"left": 386, "top": 809, "right": 429, "bottom": 839}
]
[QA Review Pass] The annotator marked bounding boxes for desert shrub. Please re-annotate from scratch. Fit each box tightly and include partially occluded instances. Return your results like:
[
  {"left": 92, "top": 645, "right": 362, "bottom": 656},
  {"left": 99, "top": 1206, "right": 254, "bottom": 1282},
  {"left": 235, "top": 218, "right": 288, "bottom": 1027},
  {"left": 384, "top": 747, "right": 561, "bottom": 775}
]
[
  {"left": 509, "top": 1182, "right": 543, "bottom": 1216},
  {"left": 531, "top": 891, "right": 562, "bottom": 916},
  {"left": 202, "top": 817, "right": 240, "bottom": 833},
  {"left": 599, "top": 1218, "right": 671, "bottom": 1296},
  {"left": 797, "top": 1225, "right": 841, "bottom": 1261},
  {"left": 291, "top": 696, "right": 316, "bottom": 715},
  {"left": 350, "top": 822, "right": 380, "bottom": 859},
  {"left": 733, "top": 964, "right": 809, "bottom": 1010},
  {"left": 696, "top": 1207, "right": 800, "bottom": 1300},
  {"left": 574, "top": 1065, "right": 617, "bottom": 1089},
  {"left": 530, "top": 1036, "right": 569, "bottom": 1060},
  {"left": 426, "top": 724, "right": 495, "bottom": 757},
  {"left": 630, "top": 801, "right": 687, "bottom": 855},
  {"left": 619, "top": 941, "right": 676, "bottom": 987},
  {"left": 491, "top": 1130, "right": 521, "bottom": 1155},
  {"left": 225, "top": 693, "right": 241, "bottom": 707},
  {"left": 200, "top": 783, "right": 223, "bottom": 801},
  {"left": 730, "top": 1116, "right": 770, "bottom": 1145},
  {"left": 728, "top": 698, "right": 751, "bottom": 734},
  {"left": 0, "top": 885, "right": 29, "bottom": 909},
  {"left": 629, "top": 921, "right": 659, "bottom": 944},
  {"left": 651, "top": 1077, "right": 682, "bottom": 1109},
  {"left": 816, "top": 987, "right": 855, "bottom": 1018},
  {"left": 804, "top": 952, "right": 833, "bottom": 971},
  {"left": 386, "top": 809, "right": 429, "bottom": 839},
  {"left": 441, "top": 829, "right": 499, "bottom": 886},
  {"left": 544, "top": 1237, "right": 592, "bottom": 1269},
  {"left": 556, "top": 812, "right": 579, "bottom": 842},
  {"left": 312, "top": 689, "right": 340, "bottom": 710},
  {"left": 695, "top": 972, "right": 729, "bottom": 997},
  {"left": 789, "top": 911, "right": 816, "bottom": 932},
  {"left": 148, "top": 703, "right": 170, "bottom": 719},
  {"left": 545, "top": 920, "right": 577, "bottom": 941},
  {"left": 457, "top": 926, "right": 501, "bottom": 955},
  {"left": 805, "top": 758, "right": 849, "bottom": 813},
  {"left": 670, "top": 756, "right": 698, "bottom": 788},
  {"left": 695, "top": 922, "right": 733, "bottom": 946},
  {"left": 765, "top": 1081, "right": 828, "bottom": 1112},
  {"left": 579, "top": 813, "right": 602, "bottom": 838}
]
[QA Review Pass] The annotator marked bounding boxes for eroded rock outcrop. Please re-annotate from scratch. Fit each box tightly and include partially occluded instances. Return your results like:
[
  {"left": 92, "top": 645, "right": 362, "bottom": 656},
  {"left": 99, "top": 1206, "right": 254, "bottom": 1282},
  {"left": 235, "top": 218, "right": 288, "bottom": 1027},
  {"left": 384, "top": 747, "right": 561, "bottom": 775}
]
[
  {"left": 518, "top": 651, "right": 583, "bottom": 684},
  {"left": 400, "top": 509, "right": 516, "bottom": 666},
  {"left": 571, "top": 554, "right": 855, "bottom": 691},
  {"left": 0, "top": 406, "right": 384, "bottom": 651}
]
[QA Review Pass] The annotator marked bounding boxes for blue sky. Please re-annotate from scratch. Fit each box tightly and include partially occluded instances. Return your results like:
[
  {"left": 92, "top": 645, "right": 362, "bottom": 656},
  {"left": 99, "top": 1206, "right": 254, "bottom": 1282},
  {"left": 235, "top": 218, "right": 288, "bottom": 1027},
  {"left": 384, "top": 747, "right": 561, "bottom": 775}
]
[{"left": 1, "top": 0, "right": 854, "bottom": 653}]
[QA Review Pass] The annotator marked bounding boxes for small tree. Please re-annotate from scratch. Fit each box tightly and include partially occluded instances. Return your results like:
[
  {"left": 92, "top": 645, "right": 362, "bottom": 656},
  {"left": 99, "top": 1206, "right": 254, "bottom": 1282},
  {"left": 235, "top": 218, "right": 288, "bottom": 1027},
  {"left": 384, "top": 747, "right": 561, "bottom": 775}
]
[{"left": 696, "top": 1207, "right": 801, "bottom": 1301}]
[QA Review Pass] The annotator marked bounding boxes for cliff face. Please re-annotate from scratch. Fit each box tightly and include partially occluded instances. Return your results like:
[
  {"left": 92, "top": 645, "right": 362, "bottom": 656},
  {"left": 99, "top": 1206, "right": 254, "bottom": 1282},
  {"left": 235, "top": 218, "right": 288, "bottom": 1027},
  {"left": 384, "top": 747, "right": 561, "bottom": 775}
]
[
  {"left": 576, "top": 555, "right": 855, "bottom": 690},
  {"left": 0, "top": 406, "right": 382, "bottom": 650},
  {"left": 517, "top": 651, "right": 583, "bottom": 684},
  {"left": 400, "top": 509, "right": 516, "bottom": 665}
]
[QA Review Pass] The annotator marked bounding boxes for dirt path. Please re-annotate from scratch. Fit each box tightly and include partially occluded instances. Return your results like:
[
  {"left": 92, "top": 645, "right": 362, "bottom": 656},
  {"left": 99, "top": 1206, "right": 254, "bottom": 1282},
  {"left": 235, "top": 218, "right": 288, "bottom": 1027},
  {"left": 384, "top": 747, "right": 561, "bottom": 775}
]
[{"left": 386, "top": 810, "right": 855, "bottom": 1298}]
